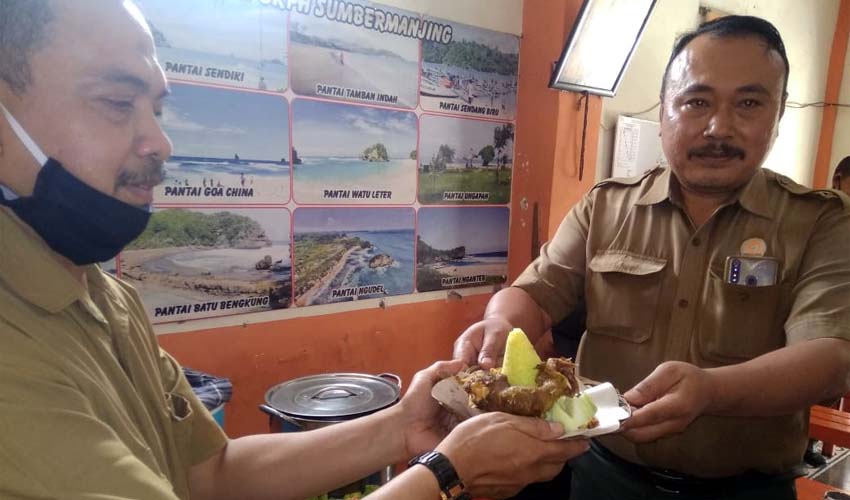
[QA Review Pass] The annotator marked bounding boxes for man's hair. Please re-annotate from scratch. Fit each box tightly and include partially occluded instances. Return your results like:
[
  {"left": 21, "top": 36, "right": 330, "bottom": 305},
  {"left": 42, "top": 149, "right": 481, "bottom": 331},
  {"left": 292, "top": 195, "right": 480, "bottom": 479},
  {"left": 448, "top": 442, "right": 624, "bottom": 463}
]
[
  {"left": 660, "top": 15, "right": 789, "bottom": 98},
  {"left": 0, "top": 0, "right": 53, "bottom": 93},
  {"left": 835, "top": 156, "right": 850, "bottom": 179}
]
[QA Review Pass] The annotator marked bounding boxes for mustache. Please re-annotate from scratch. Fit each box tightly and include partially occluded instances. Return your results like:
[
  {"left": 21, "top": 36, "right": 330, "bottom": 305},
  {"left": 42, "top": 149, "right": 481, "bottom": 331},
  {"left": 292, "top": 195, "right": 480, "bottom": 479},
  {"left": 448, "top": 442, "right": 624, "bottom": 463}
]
[
  {"left": 116, "top": 159, "right": 166, "bottom": 188},
  {"left": 687, "top": 143, "right": 746, "bottom": 160}
]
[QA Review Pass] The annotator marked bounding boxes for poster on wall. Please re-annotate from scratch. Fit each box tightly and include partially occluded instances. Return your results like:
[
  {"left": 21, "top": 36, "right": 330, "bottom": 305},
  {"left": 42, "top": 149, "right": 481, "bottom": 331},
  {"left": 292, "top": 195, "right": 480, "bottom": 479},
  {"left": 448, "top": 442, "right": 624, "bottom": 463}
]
[
  {"left": 138, "top": 0, "right": 288, "bottom": 92},
  {"left": 289, "top": 1, "right": 421, "bottom": 108},
  {"left": 292, "top": 99, "right": 417, "bottom": 204},
  {"left": 120, "top": 207, "right": 292, "bottom": 323},
  {"left": 420, "top": 20, "right": 519, "bottom": 120},
  {"left": 418, "top": 114, "right": 513, "bottom": 204},
  {"left": 417, "top": 207, "right": 509, "bottom": 292},
  {"left": 293, "top": 207, "right": 414, "bottom": 306},
  {"left": 156, "top": 83, "right": 291, "bottom": 204}
]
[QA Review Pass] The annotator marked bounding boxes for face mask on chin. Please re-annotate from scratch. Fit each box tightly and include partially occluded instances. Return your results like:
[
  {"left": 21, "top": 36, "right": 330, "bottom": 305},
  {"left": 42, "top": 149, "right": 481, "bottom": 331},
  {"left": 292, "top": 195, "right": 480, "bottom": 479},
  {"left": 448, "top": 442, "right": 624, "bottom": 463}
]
[{"left": 0, "top": 102, "right": 151, "bottom": 266}]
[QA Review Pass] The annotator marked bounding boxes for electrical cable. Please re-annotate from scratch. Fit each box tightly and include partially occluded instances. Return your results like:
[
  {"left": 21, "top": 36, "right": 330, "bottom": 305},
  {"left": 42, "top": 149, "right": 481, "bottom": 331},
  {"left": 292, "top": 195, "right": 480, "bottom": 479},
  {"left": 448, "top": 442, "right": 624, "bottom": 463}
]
[{"left": 579, "top": 91, "right": 589, "bottom": 181}]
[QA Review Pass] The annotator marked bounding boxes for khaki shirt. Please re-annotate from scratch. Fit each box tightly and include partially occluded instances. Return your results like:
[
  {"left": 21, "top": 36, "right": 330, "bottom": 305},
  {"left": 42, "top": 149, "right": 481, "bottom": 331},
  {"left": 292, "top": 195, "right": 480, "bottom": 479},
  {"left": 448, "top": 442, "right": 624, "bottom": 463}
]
[
  {"left": 514, "top": 167, "right": 850, "bottom": 477},
  {"left": 0, "top": 207, "right": 227, "bottom": 499}
]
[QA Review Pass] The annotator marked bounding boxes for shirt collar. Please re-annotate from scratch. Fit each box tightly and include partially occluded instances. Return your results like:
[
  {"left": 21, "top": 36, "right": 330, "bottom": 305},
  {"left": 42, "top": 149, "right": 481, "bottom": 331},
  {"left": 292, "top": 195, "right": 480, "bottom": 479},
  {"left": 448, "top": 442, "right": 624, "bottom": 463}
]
[
  {"left": 634, "top": 167, "right": 773, "bottom": 219},
  {"left": 635, "top": 167, "right": 673, "bottom": 206},
  {"left": 735, "top": 168, "right": 774, "bottom": 219},
  {"left": 0, "top": 207, "right": 87, "bottom": 313}
]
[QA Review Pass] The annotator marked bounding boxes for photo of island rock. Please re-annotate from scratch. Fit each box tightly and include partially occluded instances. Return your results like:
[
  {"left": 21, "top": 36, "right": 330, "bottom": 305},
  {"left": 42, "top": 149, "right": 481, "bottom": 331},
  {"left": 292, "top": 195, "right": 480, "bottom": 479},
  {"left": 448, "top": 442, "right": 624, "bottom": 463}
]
[
  {"left": 293, "top": 208, "right": 414, "bottom": 306},
  {"left": 120, "top": 208, "right": 292, "bottom": 324},
  {"left": 416, "top": 207, "right": 509, "bottom": 292},
  {"left": 292, "top": 99, "right": 417, "bottom": 204}
]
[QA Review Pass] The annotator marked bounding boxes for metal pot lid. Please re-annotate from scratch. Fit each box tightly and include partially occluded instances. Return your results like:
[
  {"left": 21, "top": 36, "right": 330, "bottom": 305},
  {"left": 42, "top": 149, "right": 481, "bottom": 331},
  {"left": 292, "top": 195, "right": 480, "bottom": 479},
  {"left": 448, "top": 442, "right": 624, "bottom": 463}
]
[{"left": 265, "top": 373, "right": 400, "bottom": 420}]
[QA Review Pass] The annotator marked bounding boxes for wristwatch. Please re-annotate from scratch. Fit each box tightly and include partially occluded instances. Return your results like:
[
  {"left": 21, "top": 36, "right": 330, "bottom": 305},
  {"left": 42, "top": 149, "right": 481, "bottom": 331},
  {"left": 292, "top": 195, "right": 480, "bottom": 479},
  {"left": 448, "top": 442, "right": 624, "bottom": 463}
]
[{"left": 408, "top": 450, "right": 471, "bottom": 500}]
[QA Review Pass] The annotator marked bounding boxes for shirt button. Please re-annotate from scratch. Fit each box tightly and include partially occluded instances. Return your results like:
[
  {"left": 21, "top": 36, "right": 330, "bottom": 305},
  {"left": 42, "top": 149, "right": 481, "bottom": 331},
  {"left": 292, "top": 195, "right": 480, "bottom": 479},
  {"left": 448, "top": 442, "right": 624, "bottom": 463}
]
[
  {"left": 692, "top": 238, "right": 701, "bottom": 246},
  {"left": 678, "top": 299, "right": 689, "bottom": 308}
]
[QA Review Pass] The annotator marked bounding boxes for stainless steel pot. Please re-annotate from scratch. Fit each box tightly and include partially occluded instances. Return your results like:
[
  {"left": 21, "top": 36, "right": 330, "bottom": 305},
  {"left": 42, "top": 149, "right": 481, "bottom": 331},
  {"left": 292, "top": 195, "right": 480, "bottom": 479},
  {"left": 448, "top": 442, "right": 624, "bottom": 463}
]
[{"left": 259, "top": 372, "right": 402, "bottom": 492}]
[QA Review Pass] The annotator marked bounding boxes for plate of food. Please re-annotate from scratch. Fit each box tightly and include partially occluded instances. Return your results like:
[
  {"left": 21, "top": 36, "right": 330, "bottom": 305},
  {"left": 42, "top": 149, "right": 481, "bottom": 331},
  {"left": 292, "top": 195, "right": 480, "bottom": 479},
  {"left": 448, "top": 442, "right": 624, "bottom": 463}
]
[{"left": 432, "top": 328, "right": 631, "bottom": 439}]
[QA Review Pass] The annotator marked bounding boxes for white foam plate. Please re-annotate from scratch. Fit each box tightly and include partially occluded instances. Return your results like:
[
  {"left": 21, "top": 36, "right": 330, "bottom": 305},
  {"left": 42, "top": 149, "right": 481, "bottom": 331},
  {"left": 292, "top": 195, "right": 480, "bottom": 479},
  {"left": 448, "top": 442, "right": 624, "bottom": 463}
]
[{"left": 431, "top": 377, "right": 632, "bottom": 439}]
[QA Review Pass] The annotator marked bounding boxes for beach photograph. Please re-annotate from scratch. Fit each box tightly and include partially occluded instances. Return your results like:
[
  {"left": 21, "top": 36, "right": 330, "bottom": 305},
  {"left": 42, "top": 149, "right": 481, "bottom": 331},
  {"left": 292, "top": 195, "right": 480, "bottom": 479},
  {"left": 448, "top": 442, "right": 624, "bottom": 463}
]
[
  {"left": 420, "top": 21, "right": 519, "bottom": 120},
  {"left": 418, "top": 114, "right": 513, "bottom": 205},
  {"left": 138, "top": 0, "right": 288, "bottom": 92},
  {"left": 293, "top": 208, "right": 415, "bottom": 306},
  {"left": 155, "top": 83, "right": 291, "bottom": 204},
  {"left": 417, "top": 207, "right": 509, "bottom": 292},
  {"left": 120, "top": 207, "right": 292, "bottom": 324},
  {"left": 289, "top": 2, "right": 419, "bottom": 109},
  {"left": 292, "top": 99, "right": 417, "bottom": 204}
]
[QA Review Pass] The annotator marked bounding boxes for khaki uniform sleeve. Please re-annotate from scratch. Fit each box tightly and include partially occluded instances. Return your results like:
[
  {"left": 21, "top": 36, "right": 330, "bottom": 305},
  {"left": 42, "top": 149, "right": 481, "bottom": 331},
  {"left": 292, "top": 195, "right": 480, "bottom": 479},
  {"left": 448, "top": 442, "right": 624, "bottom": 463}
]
[
  {"left": 785, "top": 200, "right": 850, "bottom": 344},
  {"left": 158, "top": 349, "right": 228, "bottom": 466},
  {"left": 512, "top": 193, "right": 592, "bottom": 324},
  {"left": 0, "top": 338, "right": 180, "bottom": 500}
]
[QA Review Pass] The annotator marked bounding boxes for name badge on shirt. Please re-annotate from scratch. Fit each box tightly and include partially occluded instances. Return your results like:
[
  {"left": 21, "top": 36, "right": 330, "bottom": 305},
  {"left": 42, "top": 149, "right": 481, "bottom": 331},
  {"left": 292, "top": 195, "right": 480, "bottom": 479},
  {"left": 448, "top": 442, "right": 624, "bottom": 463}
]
[{"left": 724, "top": 255, "right": 779, "bottom": 287}]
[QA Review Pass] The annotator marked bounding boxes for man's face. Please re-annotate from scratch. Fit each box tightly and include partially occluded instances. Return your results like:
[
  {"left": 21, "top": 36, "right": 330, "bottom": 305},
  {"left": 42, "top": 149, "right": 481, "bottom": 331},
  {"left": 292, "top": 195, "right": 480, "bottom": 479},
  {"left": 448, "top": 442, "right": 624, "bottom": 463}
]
[
  {"left": 0, "top": 0, "right": 171, "bottom": 208},
  {"left": 660, "top": 35, "right": 786, "bottom": 196}
]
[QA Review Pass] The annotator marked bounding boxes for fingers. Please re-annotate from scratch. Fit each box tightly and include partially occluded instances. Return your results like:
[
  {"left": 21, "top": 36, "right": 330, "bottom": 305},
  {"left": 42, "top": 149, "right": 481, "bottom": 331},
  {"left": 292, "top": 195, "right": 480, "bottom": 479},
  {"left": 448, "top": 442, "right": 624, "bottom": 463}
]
[
  {"left": 453, "top": 324, "right": 484, "bottom": 365},
  {"left": 624, "top": 362, "right": 682, "bottom": 407},
  {"left": 495, "top": 413, "right": 565, "bottom": 440},
  {"left": 622, "top": 418, "right": 688, "bottom": 443}
]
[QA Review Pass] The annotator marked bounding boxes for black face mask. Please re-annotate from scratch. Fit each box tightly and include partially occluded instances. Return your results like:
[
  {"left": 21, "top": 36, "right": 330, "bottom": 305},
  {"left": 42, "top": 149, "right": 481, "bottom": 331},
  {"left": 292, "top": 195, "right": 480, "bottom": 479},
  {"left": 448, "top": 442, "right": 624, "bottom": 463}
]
[
  {"left": 0, "top": 159, "right": 151, "bottom": 265},
  {"left": 0, "top": 103, "right": 151, "bottom": 266}
]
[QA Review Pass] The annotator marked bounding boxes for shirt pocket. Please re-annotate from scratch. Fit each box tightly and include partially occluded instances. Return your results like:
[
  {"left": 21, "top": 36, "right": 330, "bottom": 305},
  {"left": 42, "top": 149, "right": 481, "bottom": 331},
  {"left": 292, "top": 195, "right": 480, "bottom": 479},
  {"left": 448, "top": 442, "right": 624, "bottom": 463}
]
[
  {"left": 586, "top": 251, "right": 667, "bottom": 343},
  {"left": 697, "top": 272, "right": 787, "bottom": 362}
]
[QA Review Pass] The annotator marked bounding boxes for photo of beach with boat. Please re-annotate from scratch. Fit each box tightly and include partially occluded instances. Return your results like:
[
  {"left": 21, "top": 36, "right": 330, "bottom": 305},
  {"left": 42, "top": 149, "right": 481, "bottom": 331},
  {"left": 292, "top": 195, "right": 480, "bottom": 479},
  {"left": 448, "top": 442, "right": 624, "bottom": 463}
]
[
  {"left": 155, "top": 83, "right": 291, "bottom": 204},
  {"left": 120, "top": 207, "right": 292, "bottom": 324},
  {"left": 419, "top": 114, "right": 513, "bottom": 205},
  {"left": 289, "top": 2, "right": 419, "bottom": 109},
  {"left": 417, "top": 207, "right": 509, "bottom": 292},
  {"left": 420, "top": 21, "right": 519, "bottom": 120},
  {"left": 138, "top": 0, "right": 288, "bottom": 92},
  {"left": 292, "top": 99, "right": 417, "bottom": 204},
  {"left": 293, "top": 208, "right": 414, "bottom": 306}
]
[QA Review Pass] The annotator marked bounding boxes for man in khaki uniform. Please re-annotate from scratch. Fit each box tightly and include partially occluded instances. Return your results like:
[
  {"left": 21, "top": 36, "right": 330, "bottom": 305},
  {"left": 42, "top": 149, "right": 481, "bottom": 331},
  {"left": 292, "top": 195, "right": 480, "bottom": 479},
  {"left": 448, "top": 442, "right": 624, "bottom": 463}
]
[
  {"left": 455, "top": 15, "right": 850, "bottom": 500},
  {"left": 0, "top": 1, "right": 588, "bottom": 499}
]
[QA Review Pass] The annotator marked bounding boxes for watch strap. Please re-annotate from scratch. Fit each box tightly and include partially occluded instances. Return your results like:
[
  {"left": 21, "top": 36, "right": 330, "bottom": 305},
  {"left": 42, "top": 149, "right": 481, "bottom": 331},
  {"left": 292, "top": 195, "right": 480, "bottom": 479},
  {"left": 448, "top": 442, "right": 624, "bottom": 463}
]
[{"left": 409, "top": 450, "right": 471, "bottom": 500}]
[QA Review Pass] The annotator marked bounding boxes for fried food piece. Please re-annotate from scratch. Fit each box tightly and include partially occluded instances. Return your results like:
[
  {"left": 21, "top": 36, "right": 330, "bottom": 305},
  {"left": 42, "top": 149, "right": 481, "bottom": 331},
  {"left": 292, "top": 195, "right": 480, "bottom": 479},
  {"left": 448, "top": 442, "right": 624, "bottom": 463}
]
[{"left": 456, "top": 357, "right": 581, "bottom": 417}]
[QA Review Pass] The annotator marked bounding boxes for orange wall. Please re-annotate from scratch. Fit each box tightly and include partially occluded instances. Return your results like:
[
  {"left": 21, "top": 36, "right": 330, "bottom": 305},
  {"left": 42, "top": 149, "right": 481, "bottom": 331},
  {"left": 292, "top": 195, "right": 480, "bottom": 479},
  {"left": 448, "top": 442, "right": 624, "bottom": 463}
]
[
  {"left": 812, "top": 0, "right": 849, "bottom": 188},
  {"left": 159, "top": 0, "right": 599, "bottom": 438}
]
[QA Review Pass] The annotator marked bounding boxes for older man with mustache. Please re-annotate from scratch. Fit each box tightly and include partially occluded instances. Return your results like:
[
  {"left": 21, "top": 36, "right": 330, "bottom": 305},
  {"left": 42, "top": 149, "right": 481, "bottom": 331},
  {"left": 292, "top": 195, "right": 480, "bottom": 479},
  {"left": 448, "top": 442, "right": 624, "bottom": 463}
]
[
  {"left": 0, "top": 1, "right": 589, "bottom": 499},
  {"left": 456, "top": 15, "right": 850, "bottom": 500}
]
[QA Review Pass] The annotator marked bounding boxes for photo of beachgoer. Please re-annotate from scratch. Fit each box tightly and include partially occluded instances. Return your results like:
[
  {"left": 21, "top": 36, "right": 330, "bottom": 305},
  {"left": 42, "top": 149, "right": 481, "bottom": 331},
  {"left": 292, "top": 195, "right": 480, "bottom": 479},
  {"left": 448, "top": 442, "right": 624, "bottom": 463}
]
[
  {"left": 420, "top": 20, "right": 518, "bottom": 120},
  {"left": 121, "top": 207, "right": 292, "bottom": 324},
  {"left": 289, "top": 1, "right": 418, "bottom": 109},
  {"left": 137, "top": 0, "right": 288, "bottom": 92},
  {"left": 418, "top": 114, "right": 513, "bottom": 205},
  {"left": 292, "top": 99, "right": 417, "bottom": 204},
  {"left": 293, "top": 208, "right": 415, "bottom": 306},
  {"left": 155, "top": 83, "right": 291, "bottom": 204},
  {"left": 416, "top": 207, "right": 508, "bottom": 292}
]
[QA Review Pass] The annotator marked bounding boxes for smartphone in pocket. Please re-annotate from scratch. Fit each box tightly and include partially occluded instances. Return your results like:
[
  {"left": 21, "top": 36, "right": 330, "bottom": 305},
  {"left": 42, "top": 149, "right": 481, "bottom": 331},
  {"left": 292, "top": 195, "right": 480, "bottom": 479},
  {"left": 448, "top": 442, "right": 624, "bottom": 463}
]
[{"left": 724, "top": 256, "right": 779, "bottom": 287}]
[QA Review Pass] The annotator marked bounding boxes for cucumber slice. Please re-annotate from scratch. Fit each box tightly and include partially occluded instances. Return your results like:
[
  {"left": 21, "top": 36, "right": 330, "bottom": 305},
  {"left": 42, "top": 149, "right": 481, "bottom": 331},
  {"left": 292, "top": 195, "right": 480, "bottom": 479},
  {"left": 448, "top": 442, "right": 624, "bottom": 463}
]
[{"left": 545, "top": 393, "right": 598, "bottom": 431}]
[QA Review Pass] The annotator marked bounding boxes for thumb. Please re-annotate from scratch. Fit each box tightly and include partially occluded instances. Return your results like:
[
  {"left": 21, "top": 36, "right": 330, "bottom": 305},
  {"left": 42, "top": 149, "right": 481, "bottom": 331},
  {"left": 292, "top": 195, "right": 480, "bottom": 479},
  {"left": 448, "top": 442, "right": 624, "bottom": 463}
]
[
  {"left": 624, "top": 365, "right": 676, "bottom": 407},
  {"left": 478, "top": 331, "right": 506, "bottom": 370}
]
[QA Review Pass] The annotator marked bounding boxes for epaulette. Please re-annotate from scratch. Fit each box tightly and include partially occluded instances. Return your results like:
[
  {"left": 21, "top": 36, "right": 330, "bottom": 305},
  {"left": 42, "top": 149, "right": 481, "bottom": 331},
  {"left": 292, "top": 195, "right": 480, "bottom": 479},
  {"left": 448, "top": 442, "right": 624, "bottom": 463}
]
[
  {"left": 772, "top": 172, "right": 849, "bottom": 208},
  {"left": 591, "top": 166, "right": 663, "bottom": 192}
]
